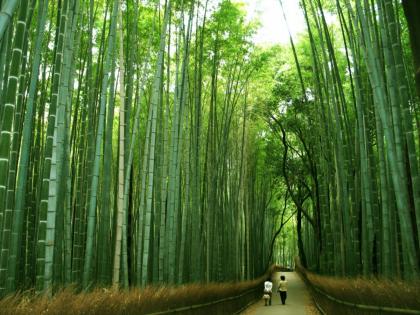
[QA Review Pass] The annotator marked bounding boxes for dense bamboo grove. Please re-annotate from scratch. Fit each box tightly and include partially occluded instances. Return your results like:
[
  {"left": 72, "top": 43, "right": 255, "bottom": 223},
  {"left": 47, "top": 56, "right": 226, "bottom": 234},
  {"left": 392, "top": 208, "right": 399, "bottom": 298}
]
[
  {"left": 0, "top": 0, "right": 279, "bottom": 295},
  {"left": 265, "top": 0, "right": 420, "bottom": 280},
  {"left": 1, "top": 0, "right": 419, "bottom": 301}
]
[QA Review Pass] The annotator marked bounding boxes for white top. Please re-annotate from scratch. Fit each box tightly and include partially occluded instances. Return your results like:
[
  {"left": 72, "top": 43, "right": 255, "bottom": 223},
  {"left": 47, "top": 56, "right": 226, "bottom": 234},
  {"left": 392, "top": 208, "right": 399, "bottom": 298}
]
[
  {"left": 264, "top": 280, "right": 273, "bottom": 292},
  {"left": 278, "top": 280, "right": 288, "bottom": 291}
]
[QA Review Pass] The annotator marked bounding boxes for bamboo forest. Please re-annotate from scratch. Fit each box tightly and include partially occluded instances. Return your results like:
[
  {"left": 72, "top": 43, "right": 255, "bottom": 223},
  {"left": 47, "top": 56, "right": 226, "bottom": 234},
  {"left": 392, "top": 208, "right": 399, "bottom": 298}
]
[{"left": 0, "top": 0, "right": 419, "bottom": 314}]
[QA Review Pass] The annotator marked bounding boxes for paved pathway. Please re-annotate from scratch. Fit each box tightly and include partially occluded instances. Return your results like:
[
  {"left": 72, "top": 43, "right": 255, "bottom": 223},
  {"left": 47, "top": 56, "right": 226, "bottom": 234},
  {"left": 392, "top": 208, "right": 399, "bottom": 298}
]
[{"left": 242, "top": 272, "right": 314, "bottom": 315}]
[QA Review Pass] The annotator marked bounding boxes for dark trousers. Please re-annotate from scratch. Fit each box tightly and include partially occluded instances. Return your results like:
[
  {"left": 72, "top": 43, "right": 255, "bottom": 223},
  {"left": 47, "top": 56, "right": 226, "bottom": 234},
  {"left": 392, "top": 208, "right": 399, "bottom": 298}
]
[
  {"left": 264, "top": 291, "right": 272, "bottom": 305},
  {"left": 279, "top": 291, "right": 287, "bottom": 304}
]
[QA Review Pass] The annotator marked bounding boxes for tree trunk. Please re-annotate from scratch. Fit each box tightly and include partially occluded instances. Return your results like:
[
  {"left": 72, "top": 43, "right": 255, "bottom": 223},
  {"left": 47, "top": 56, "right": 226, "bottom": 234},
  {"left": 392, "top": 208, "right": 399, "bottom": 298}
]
[
  {"left": 402, "top": 0, "right": 420, "bottom": 97},
  {"left": 297, "top": 206, "right": 308, "bottom": 268}
]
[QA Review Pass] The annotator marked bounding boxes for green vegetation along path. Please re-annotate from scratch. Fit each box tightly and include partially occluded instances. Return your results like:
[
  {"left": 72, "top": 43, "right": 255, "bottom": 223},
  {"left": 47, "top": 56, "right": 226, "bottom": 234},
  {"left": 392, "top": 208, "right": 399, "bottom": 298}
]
[{"left": 242, "top": 272, "right": 319, "bottom": 315}]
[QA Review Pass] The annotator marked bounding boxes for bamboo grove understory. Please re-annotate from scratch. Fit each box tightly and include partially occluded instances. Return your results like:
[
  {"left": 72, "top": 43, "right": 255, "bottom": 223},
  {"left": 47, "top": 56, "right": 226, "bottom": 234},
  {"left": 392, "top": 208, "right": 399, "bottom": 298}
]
[{"left": 0, "top": 0, "right": 419, "bottom": 298}]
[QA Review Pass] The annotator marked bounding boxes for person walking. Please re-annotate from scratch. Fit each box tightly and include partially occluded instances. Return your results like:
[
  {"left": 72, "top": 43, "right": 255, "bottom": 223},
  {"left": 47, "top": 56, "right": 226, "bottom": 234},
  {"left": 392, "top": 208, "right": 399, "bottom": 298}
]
[
  {"left": 263, "top": 279, "right": 273, "bottom": 306},
  {"left": 278, "top": 275, "right": 288, "bottom": 305}
]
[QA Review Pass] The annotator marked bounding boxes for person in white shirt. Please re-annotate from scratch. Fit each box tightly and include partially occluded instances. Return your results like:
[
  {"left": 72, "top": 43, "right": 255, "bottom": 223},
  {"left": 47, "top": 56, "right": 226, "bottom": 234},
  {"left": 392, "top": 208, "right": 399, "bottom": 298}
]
[
  {"left": 263, "top": 280, "right": 273, "bottom": 306},
  {"left": 277, "top": 275, "right": 288, "bottom": 305}
]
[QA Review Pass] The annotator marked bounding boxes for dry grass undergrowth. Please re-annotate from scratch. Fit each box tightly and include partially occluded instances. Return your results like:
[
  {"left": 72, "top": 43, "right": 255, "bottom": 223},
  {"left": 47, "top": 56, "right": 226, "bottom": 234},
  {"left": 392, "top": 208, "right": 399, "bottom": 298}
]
[
  {"left": 297, "top": 263, "right": 420, "bottom": 314},
  {"left": 0, "top": 266, "right": 277, "bottom": 315}
]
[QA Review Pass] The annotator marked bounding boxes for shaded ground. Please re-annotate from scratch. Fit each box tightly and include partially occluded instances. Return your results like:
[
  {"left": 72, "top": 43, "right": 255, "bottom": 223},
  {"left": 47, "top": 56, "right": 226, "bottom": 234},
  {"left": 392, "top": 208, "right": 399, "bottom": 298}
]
[{"left": 240, "top": 272, "right": 320, "bottom": 315}]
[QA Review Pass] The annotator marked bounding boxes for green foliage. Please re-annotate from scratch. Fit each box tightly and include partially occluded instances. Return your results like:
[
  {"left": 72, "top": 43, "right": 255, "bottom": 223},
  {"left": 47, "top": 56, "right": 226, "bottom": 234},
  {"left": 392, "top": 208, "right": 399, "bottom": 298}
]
[
  {"left": 0, "top": 0, "right": 277, "bottom": 295},
  {"left": 0, "top": 0, "right": 418, "bottom": 299}
]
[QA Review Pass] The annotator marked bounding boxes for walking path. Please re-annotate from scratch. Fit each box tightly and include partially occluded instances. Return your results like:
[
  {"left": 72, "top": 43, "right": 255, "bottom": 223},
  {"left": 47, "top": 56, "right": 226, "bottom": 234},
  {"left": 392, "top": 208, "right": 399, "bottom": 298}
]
[{"left": 241, "top": 272, "right": 319, "bottom": 315}]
